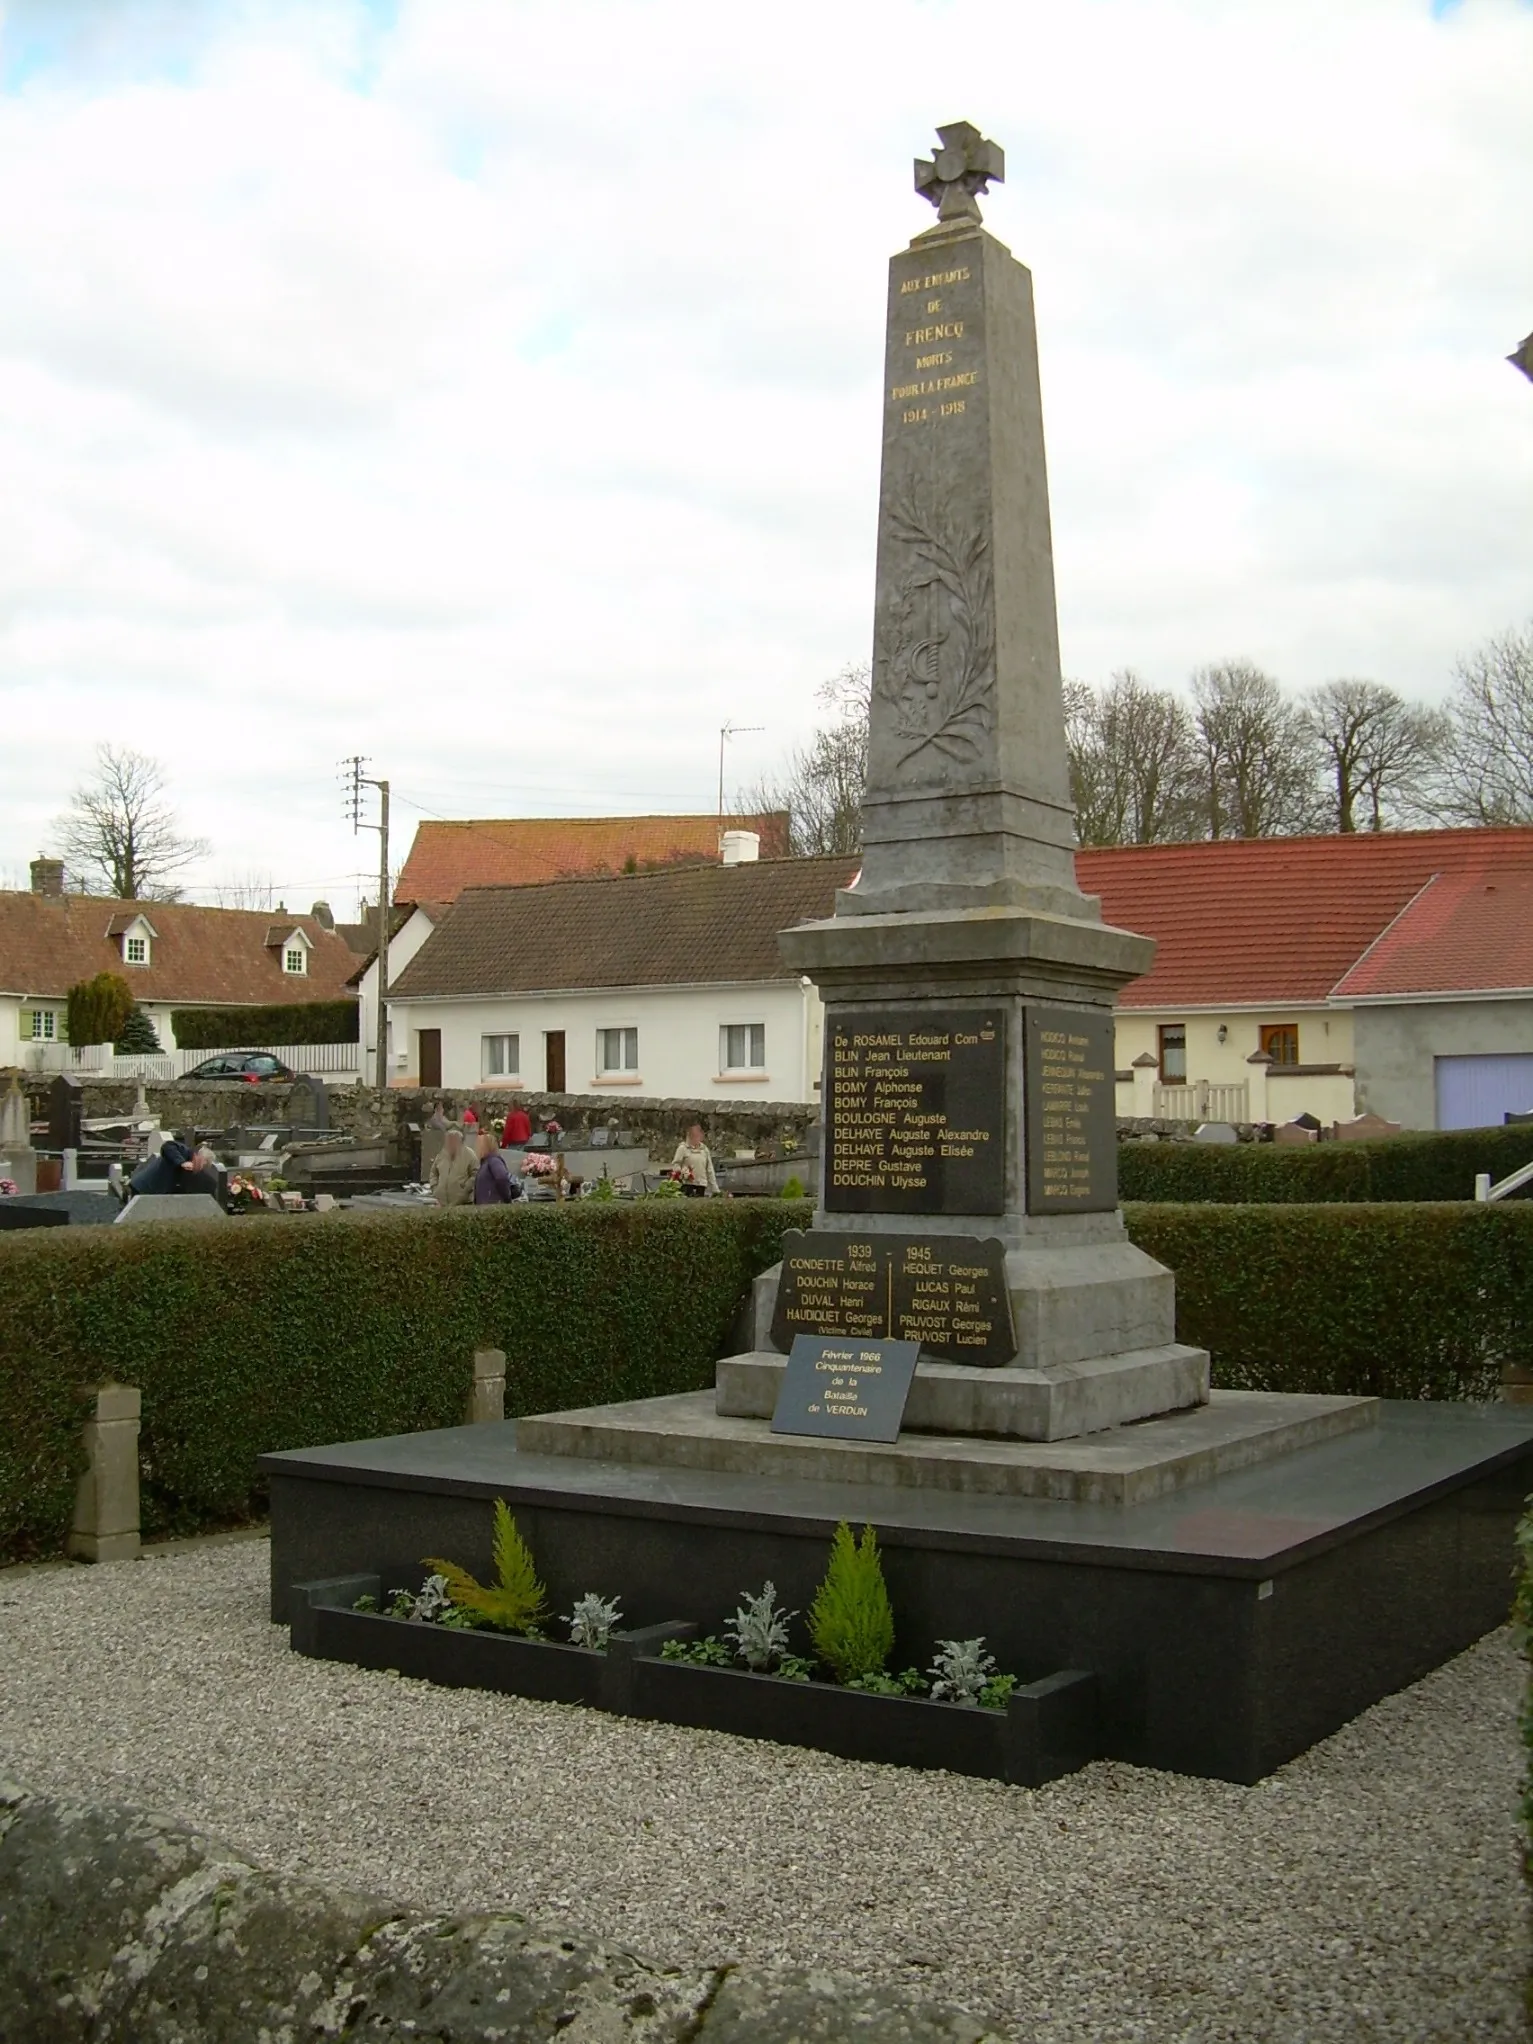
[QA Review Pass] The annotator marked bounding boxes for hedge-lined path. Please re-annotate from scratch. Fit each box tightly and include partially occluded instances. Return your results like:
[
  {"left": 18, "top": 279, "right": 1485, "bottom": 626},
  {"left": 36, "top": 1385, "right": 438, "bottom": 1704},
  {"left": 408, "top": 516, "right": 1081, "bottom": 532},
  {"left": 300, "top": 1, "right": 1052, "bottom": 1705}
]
[{"left": 0, "top": 1538, "right": 1523, "bottom": 2043}]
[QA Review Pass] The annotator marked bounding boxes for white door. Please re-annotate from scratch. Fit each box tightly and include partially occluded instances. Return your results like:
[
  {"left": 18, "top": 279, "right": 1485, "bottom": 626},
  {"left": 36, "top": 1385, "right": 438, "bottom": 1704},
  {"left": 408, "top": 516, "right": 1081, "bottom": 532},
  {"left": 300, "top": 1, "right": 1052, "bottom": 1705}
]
[{"left": 1434, "top": 1054, "right": 1533, "bottom": 1130}]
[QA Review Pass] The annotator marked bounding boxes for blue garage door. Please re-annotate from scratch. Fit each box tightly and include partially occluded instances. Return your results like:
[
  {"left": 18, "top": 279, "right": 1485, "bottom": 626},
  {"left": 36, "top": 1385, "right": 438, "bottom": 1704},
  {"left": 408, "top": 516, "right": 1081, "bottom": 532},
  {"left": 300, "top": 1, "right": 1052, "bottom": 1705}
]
[{"left": 1434, "top": 1054, "right": 1533, "bottom": 1130}]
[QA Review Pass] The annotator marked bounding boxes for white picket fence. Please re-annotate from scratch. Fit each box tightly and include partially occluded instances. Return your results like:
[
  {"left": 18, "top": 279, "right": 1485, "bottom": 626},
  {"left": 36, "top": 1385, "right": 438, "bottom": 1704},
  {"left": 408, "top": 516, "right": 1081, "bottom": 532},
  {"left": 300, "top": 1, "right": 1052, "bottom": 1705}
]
[
  {"left": 1152, "top": 1079, "right": 1250, "bottom": 1124},
  {"left": 26, "top": 1041, "right": 361, "bottom": 1081}
]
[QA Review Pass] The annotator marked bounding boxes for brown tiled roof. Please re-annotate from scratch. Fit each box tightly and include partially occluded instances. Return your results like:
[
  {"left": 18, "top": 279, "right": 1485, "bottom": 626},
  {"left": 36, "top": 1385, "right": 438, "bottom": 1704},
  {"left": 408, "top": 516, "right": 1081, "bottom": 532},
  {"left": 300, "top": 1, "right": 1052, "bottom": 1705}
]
[
  {"left": 396, "top": 813, "right": 792, "bottom": 902},
  {"left": 390, "top": 855, "right": 857, "bottom": 999},
  {"left": 0, "top": 893, "right": 361, "bottom": 1005}
]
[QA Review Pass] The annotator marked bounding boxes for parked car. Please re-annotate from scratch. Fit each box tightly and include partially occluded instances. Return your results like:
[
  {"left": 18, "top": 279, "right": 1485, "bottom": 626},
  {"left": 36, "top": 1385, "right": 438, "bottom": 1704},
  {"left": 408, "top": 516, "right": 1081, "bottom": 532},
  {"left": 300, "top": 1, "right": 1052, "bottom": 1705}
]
[{"left": 180, "top": 1052, "right": 296, "bottom": 1083}]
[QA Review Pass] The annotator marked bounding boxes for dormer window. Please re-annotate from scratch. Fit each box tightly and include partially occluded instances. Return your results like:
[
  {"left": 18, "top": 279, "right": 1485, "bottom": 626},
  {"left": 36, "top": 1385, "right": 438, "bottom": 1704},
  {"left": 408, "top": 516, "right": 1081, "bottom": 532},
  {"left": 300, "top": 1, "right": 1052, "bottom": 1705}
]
[
  {"left": 107, "top": 912, "right": 158, "bottom": 967},
  {"left": 266, "top": 922, "right": 313, "bottom": 976}
]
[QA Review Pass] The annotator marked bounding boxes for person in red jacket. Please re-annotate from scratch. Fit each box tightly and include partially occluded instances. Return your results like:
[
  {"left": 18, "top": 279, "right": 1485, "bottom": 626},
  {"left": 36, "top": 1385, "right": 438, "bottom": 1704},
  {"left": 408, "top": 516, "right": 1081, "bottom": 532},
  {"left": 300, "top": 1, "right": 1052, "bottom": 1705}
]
[{"left": 502, "top": 1105, "right": 533, "bottom": 1146}]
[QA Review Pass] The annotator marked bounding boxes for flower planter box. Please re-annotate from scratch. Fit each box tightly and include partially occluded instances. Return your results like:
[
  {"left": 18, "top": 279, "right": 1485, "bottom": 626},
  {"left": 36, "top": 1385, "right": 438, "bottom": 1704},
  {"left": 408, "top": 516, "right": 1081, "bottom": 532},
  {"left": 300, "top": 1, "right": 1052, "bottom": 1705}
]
[
  {"left": 629, "top": 1658, "right": 1096, "bottom": 1787},
  {"left": 289, "top": 1574, "right": 1099, "bottom": 1786}
]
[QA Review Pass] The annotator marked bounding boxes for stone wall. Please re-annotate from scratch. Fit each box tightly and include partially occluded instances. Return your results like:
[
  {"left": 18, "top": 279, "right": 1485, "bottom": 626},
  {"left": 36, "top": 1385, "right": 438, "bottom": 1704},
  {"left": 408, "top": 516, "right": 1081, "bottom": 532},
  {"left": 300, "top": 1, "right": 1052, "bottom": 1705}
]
[
  {"left": 0, "top": 1780, "right": 996, "bottom": 2043},
  {"left": 28, "top": 1078, "right": 819, "bottom": 1167}
]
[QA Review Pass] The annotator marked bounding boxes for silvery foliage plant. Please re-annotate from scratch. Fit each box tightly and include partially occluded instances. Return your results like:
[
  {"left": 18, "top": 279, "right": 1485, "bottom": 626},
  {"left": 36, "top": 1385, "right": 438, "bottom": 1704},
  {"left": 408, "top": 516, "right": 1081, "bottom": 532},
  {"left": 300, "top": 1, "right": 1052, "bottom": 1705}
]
[
  {"left": 928, "top": 1637, "right": 997, "bottom": 1706},
  {"left": 725, "top": 1581, "right": 796, "bottom": 1671},
  {"left": 567, "top": 1592, "right": 623, "bottom": 1651},
  {"left": 404, "top": 1574, "right": 454, "bottom": 1623}
]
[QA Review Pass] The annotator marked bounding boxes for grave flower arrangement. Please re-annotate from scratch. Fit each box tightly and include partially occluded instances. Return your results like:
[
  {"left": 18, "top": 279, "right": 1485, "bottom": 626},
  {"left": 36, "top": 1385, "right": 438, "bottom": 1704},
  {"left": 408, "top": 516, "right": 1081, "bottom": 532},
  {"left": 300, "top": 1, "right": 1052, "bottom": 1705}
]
[
  {"left": 0, "top": 1178, "right": 17, "bottom": 1198},
  {"left": 224, "top": 1174, "right": 270, "bottom": 1213},
  {"left": 520, "top": 1151, "right": 558, "bottom": 1180}
]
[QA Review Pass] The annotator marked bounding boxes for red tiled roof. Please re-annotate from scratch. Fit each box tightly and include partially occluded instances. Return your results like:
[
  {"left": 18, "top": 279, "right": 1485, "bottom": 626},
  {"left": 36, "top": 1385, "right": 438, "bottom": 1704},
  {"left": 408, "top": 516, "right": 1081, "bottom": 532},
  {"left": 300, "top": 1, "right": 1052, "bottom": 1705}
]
[
  {"left": 1075, "top": 828, "right": 1533, "bottom": 1008},
  {"left": 0, "top": 893, "right": 361, "bottom": 1006},
  {"left": 1332, "top": 869, "right": 1533, "bottom": 997},
  {"left": 396, "top": 814, "right": 791, "bottom": 902}
]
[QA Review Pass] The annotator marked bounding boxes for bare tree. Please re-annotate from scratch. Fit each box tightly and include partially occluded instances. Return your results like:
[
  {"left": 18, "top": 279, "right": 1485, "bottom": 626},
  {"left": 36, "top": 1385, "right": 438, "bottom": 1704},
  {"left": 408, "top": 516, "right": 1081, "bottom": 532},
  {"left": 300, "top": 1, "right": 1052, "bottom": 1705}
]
[
  {"left": 740, "top": 663, "right": 870, "bottom": 855},
  {"left": 1066, "top": 672, "right": 1202, "bottom": 846},
  {"left": 1302, "top": 679, "right": 1447, "bottom": 832},
  {"left": 209, "top": 871, "right": 277, "bottom": 910},
  {"left": 55, "top": 745, "right": 209, "bottom": 900},
  {"left": 1430, "top": 625, "right": 1533, "bottom": 826},
  {"left": 1190, "top": 662, "right": 1322, "bottom": 838}
]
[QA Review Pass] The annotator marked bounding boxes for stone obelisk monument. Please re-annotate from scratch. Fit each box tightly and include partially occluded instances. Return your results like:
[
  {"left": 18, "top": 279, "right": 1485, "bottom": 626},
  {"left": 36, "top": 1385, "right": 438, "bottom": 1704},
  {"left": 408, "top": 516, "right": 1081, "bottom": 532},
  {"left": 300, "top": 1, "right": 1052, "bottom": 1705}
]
[{"left": 776, "top": 124, "right": 1207, "bottom": 1437}]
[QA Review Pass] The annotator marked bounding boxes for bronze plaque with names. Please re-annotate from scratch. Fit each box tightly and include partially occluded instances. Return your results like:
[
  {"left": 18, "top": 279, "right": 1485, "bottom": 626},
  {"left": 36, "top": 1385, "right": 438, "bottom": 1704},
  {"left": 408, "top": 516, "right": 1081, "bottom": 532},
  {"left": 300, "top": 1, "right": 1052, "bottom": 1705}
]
[
  {"left": 1023, "top": 1005, "right": 1118, "bottom": 1215},
  {"left": 823, "top": 1008, "right": 1005, "bottom": 1214},
  {"left": 771, "top": 1229, "right": 1017, "bottom": 1368}
]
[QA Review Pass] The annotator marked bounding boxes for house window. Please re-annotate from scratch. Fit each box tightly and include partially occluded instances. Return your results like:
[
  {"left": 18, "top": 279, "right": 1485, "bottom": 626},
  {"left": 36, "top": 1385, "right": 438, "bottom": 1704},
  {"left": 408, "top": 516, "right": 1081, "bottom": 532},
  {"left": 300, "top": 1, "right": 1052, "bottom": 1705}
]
[
  {"left": 283, "top": 947, "right": 307, "bottom": 976},
  {"left": 721, "top": 1023, "right": 766, "bottom": 1072},
  {"left": 29, "top": 1009, "right": 56, "bottom": 1041},
  {"left": 597, "top": 1026, "right": 639, "bottom": 1074},
  {"left": 1261, "top": 1024, "right": 1299, "bottom": 1066},
  {"left": 483, "top": 1033, "right": 520, "bottom": 1079},
  {"left": 124, "top": 936, "right": 147, "bottom": 966},
  {"left": 1158, "top": 1024, "right": 1187, "bottom": 1084}
]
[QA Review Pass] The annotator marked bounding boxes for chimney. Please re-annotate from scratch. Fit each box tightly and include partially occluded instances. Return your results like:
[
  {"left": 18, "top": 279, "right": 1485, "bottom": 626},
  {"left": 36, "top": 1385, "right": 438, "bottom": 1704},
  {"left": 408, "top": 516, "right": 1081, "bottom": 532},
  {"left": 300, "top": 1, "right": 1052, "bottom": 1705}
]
[
  {"left": 720, "top": 830, "right": 761, "bottom": 867},
  {"left": 310, "top": 900, "right": 335, "bottom": 931},
  {"left": 30, "top": 857, "right": 65, "bottom": 897}
]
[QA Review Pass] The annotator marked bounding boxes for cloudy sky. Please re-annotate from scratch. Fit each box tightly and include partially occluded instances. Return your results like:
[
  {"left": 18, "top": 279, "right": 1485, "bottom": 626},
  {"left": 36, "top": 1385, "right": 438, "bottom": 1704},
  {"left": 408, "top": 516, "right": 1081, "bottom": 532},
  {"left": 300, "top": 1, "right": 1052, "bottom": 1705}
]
[{"left": 0, "top": 0, "right": 1529, "bottom": 912}]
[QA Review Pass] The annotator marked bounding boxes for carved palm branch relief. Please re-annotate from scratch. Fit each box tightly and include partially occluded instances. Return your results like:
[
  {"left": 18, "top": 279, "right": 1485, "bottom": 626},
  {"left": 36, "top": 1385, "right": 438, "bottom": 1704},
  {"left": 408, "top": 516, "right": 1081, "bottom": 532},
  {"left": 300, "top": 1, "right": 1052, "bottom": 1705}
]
[{"left": 877, "top": 488, "right": 996, "bottom": 774}]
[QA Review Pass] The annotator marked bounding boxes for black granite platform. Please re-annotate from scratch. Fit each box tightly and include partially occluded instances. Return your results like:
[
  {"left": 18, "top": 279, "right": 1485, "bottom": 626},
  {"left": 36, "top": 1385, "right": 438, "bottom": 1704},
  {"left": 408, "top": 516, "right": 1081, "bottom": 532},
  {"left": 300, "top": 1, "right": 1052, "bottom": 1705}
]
[{"left": 262, "top": 1402, "right": 1533, "bottom": 1782}]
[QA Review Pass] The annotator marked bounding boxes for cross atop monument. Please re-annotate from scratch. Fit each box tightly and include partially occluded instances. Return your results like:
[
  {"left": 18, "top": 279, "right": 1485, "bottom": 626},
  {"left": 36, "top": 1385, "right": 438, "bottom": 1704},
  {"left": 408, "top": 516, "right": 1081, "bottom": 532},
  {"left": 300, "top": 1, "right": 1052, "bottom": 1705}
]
[{"left": 914, "top": 122, "right": 1005, "bottom": 225}]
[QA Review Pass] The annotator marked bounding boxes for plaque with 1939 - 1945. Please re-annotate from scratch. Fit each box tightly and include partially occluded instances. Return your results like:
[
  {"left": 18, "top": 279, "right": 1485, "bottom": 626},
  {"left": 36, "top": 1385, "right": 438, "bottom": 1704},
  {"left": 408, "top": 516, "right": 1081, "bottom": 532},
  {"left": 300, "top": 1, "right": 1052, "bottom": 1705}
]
[
  {"left": 823, "top": 1008, "right": 1005, "bottom": 1215},
  {"left": 771, "top": 1229, "right": 1017, "bottom": 1368}
]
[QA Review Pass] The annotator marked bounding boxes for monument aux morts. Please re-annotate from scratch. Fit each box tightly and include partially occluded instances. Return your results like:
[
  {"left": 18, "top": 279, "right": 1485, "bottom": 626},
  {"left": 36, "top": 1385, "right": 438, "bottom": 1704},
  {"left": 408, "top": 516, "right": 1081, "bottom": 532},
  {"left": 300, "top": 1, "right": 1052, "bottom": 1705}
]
[{"left": 263, "top": 127, "right": 1533, "bottom": 1785}]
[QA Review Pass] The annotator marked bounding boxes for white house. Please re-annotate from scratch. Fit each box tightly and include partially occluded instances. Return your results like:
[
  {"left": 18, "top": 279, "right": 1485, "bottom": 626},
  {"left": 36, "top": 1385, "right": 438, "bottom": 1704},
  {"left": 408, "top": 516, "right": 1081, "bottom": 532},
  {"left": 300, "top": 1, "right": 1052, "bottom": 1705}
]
[
  {"left": 350, "top": 902, "right": 449, "bottom": 1089},
  {"left": 384, "top": 852, "right": 858, "bottom": 1102}
]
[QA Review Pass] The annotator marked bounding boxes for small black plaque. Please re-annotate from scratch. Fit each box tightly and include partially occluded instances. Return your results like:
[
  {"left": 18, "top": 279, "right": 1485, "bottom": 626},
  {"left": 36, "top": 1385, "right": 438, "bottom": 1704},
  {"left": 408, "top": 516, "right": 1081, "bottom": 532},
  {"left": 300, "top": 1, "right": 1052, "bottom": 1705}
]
[
  {"left": 1023, "top": 1006, "right": 1117, "bottom": 1215},
  {"left": 771, "top": 1229, "right": 1017, "bottom": 1368},
  {"left": 823, "top": 1008, "right": 1005, "bottom": 1214},
  {"left": 771, "top": 1335, "right": 920, "bottom": 1442}
]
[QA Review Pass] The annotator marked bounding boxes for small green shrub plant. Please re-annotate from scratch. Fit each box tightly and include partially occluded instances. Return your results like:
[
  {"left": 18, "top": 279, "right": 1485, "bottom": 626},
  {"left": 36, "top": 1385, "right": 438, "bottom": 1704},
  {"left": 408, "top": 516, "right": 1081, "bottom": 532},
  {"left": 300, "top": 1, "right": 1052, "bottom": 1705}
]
[
  {"left": 781, "top": 1175, "right": 806, "bottom": 1200},
  {"left": 808, "top": 1522, "right": 896, "bottom": 1684},
  {"left": 424, "top": 1499, "right": 547, "bottom": 1635}
]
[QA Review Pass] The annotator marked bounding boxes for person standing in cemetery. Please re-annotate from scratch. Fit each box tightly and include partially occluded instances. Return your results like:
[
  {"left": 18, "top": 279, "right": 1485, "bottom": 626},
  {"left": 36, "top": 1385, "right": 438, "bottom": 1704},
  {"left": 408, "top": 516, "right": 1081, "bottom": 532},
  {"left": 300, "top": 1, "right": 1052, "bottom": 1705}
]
[
  {"left": 501, "top": 1104, "right": 532, "bottom": 1147},
  {"left": 429, "top": 1126, "right": 475, "bottom": 1208},
  {"left": 670, "top": 1121, "right": 719, "bottom": 1197},
  {"left": 473, "top": 1129, "right": 521, "bottom": 1204},
  {"left": 120, "top": 1133, "right": 219, "bottom": 1202}
]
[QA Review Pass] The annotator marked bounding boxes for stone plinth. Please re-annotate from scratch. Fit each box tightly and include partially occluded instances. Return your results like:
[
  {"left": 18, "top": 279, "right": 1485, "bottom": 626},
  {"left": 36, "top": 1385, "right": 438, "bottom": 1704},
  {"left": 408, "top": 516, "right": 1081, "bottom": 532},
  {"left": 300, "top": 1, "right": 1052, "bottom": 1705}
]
[
  {"left": 514, "top": 1388, "right": 1378, "bottom": 1509},
  {"left": 67, "top": 1382, "right": 141, "bottom": 1562},
  {"left": 718, "top": 1345, "right": 1209, "bottom": 1444}
]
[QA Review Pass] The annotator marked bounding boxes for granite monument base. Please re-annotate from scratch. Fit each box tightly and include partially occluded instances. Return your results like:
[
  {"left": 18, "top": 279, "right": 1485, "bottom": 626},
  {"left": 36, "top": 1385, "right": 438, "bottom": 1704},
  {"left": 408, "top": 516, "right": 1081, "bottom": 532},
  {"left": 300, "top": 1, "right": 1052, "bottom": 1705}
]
[{"left": 262, "top": 1400, "right": 1533, "bottom": 1783}]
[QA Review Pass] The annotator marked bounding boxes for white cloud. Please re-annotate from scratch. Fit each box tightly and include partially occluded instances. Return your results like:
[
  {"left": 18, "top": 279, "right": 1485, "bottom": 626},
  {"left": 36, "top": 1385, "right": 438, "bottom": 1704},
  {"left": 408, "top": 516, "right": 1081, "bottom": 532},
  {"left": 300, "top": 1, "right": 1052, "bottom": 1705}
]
[{"left": 0, "top": 0, "right": 1529, "bottom": 909}]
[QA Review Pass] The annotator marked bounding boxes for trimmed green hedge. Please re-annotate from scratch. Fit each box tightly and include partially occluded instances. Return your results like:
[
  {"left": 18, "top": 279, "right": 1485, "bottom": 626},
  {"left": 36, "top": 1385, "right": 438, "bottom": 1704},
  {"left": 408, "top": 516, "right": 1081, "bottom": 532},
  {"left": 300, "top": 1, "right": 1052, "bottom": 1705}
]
[
  {"left": 0, "top": 1200, "right": 804, "bottom": 1565},
  {"left": 171, "top": 999, "right": 359, "bottom": 1048},
  {"left": 1125, "top": 1201, "right": 1533, "bottom": 1400},
  {"left": 4, "top": 1199, "right": 1530, "bottom": 1566},
  {"left": 1516, "top": 1504, "right": 1533, "bottom": 1890},
  {"left": 1118, "top": 1123, "right": 1533, "bottom": 1204}
]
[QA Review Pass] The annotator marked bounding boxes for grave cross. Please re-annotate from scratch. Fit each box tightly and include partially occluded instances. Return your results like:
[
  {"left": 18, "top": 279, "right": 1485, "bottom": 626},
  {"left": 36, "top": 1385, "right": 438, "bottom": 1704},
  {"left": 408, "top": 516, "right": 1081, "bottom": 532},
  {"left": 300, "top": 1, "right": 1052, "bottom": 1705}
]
[{"left": 913, "top": 121, "right": 1005, "bottom": 224}]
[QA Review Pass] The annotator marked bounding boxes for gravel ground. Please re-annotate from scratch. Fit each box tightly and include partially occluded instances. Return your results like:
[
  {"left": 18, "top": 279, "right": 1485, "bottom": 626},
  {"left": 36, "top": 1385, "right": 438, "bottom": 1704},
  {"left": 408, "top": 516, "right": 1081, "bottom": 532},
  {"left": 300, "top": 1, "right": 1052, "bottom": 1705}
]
[{"left": 0, "top": 1536, "right": 1526, "bottom": 2043}]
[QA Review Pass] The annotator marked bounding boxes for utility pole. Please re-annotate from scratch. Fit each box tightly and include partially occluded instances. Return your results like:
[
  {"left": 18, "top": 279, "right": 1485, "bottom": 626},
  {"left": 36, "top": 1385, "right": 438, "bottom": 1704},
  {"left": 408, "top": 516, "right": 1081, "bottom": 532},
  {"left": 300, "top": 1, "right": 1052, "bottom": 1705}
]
[
  {"left": 718, "top": 721, "right": 764, "bottom": 834},
  {"left": 343, "top": 758, "right": 391, "bottom": 1098}
]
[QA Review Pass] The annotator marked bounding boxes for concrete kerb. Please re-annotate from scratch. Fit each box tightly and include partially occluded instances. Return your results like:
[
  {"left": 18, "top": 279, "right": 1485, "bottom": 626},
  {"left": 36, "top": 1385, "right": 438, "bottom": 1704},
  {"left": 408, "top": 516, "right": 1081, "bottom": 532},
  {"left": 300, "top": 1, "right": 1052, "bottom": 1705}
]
[{"left": 0, "top": 1780, "right": 1001, "bottom": 2043}]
